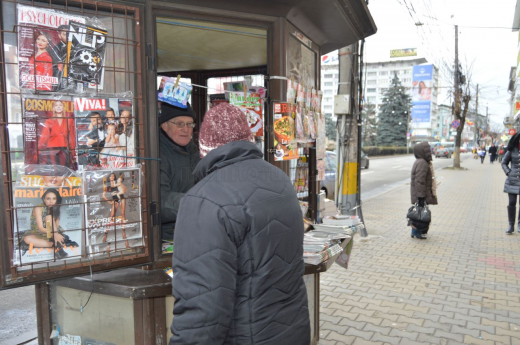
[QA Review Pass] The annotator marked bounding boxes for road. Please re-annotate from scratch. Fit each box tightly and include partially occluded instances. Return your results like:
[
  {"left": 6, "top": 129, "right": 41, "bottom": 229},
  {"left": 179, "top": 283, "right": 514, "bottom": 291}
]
[{"left": 361, "top": 152, "right": 474, "bottom": 201}]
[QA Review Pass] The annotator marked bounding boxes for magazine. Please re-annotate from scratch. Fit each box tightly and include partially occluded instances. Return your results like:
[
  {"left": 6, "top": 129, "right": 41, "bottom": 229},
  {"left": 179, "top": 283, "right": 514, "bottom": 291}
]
[
  {"left": 83, "top": 167, "right": 142, "bottom": 256},
  {"left": 17, "top": 4, "right": 87, "bottom": 91},
  {"left": 74, "top": 97, "right": 135, "bottom": 169},
  {"left": 12, "top": 177, "right": 83, "bottom": 266},
  {"left": 273, "top": 102, "right": 299, "bottom": 161},
  {"left": 157, "top": 77, "right": 192, "bottom": 109},
  {"left": 64, "top": 21, "right": 107, "bottom": 90},
  {"left": 228, "top": 91, "right": 263, "bottom": 137},
  {"left": 23, "top": 97, "right": 77, "bottom": 171}
]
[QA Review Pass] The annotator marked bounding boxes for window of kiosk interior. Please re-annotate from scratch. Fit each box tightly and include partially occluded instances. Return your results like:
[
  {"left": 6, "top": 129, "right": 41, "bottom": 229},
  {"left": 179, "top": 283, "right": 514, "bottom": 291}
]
[
  {"left": 155, "top": 17, "right": 267, "bottom": 246},
  {"left": 0, "top": 1, "right": 150, "bottom": 287},
  {"left": 283, "top": 31, "right": 320, "bottom": 220}
]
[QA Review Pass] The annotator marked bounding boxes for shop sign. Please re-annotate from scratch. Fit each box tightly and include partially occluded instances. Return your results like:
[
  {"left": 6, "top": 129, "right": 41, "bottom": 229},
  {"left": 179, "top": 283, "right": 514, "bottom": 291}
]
[{"left": 390, "top": 48, "right": 417, "bottom": 58}]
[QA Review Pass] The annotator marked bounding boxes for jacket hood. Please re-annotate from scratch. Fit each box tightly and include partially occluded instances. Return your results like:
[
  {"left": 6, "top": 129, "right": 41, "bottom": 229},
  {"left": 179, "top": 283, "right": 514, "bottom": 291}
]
[
  {"left": 414, "top": 141, "right": 432, "bottom": 161},
  {"left": 193, "top": 140, "right": 263, "bottom": 180}
]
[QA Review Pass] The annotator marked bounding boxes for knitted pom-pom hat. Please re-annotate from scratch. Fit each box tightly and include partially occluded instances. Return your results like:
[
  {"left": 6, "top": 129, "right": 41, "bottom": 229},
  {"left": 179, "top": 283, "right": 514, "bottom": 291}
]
[{"left": 199, "top": 103, "right": 254, "bottom": 157}]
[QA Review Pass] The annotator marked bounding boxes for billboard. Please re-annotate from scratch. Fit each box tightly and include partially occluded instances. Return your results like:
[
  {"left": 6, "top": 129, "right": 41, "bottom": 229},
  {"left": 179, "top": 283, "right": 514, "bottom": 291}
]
[
  {"left": 321, "top": 51, "right": 338, "bottom": 65},
  {"left": 411, "top": 65, "right": 433, "bottom": 129},
  {"left": 390, "top": 48, "right": 417, "bottom": 58}
]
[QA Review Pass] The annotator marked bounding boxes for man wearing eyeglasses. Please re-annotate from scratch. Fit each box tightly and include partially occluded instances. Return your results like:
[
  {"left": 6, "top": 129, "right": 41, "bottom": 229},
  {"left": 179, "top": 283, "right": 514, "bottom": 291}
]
[{"left": 159, "top": 102, "right": 200, "bottom": 241}]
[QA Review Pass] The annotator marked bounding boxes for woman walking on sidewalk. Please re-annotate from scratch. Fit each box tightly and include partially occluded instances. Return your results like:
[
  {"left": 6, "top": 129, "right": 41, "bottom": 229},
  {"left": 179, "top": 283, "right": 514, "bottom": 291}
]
[
  {"left": 501, "top": 133, "right": 520, "bottom": 234},
  {"left": 410, "top": 142, "right": 438, "bottom": 239}
]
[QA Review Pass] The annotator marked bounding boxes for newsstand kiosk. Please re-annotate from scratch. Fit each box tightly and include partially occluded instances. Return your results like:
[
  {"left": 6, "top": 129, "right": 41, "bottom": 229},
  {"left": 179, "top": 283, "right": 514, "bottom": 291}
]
[{"left": 0, "top": 1, "right": 376, "bottom": 344}]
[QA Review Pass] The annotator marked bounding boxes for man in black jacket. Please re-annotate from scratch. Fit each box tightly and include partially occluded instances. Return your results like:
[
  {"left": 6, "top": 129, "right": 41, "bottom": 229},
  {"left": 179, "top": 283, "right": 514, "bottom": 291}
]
[
  {"left": 159, "top": 102, "right": 200, "bottom": 241},
  {"left": 488, "top": 143, "right": 497, "bottom": 164},
  {"left": 170, "top": 103, "right": 310, "bottom": 345}
]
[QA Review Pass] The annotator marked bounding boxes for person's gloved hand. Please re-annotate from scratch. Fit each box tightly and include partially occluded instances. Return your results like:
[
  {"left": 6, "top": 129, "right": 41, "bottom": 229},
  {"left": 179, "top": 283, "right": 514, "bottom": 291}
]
[{"left": 418, "top": 197, "right": 425, "bottom": 207}]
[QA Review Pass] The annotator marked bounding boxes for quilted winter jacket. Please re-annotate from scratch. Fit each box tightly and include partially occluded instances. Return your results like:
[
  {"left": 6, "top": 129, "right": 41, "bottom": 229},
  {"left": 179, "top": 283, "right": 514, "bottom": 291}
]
[
  {"left": 170, "top": 141, "right": 310, "bottom": 345},
  {"left": 502, "top": 148, "right": 520, "bottom": 194},
  {"left": 410, "top": 142, "right": 438, "bottom": 205},
  {"left": 160, "top": 130, "right": 200, "bottom": 239}
]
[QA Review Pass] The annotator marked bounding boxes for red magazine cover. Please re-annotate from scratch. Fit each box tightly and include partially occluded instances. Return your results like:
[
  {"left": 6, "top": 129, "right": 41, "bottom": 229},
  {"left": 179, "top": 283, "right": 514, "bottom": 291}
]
[
  {"left": 17, "top": 4, "right": 86, "bottom": 91},
  {"left": 23, "top": 97, "right": 77, "bottom": 170}
]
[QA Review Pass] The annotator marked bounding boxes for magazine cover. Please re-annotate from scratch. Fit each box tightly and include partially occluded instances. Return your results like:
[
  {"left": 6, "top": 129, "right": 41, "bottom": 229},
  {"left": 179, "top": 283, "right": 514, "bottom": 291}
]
[
  {"left": 17, "top": 4, "right": 87, "bottom": 91},
  {"left": 74, "top": 97, "right": 135, "bottom": 169},
  {"left": 273, "top": 102, "right": 299, "bottom": 161},
  {"left": 23, "top": 97, "right": 77, "bottom": 171},
  {"left": 12, "top": 177, "right": 83, "bottom": 266},
  {"left": 63, "top": 21, "right": 107, "bottom": 90},
  {"left": 228, "top": 91, "right": 264, "bottom": 137},
  {"left": 83, "top": 167, "right": 142, "bottom": 256},
  {"left": 157, "top": 77, "right": 192, "bottom": 109}
]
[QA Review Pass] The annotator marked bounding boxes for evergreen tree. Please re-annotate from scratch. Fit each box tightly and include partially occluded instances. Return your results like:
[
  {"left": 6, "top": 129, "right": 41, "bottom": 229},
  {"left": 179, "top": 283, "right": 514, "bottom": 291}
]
[
  {"left": 362, "top": 102, "right": 377, "bottom": 146},
  {"left": 325, "top": 115, "right": 337, "bottom": 141},
  {"left": 376, "top": 73, "right": 411, "bottom": 147}
]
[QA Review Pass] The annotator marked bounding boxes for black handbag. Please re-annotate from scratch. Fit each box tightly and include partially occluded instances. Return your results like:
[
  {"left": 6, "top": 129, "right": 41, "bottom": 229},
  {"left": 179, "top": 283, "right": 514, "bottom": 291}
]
[{"left": 407, "top": 203, "right": 431, "bottom": 224}]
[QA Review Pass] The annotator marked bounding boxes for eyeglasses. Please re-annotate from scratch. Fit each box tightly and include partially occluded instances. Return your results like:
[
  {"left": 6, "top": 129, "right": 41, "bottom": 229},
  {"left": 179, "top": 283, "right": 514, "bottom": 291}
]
[{"left": 168, "top": 120, "right": 196, "bottom": 129}]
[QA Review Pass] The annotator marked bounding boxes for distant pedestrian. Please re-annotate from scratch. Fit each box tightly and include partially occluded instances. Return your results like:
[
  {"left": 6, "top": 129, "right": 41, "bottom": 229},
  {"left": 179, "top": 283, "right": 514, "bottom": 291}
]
[
  {"left": 473, "top": 147, "right": 478, "bottom": 159},
  {"left": 498, "top": 144, "right": 505, "bottom": 162},
  {"left": 489, "top": 144, "right": 497, "bottom": 164},
  {"left": 502, "top": 134, "right": 520, "bottom": 234},
  {"left": 410, "top": 142, "right": 438, "bottom": 240},
  {"left": 478, "top": 146, "right": 486, "bottom": 164}
]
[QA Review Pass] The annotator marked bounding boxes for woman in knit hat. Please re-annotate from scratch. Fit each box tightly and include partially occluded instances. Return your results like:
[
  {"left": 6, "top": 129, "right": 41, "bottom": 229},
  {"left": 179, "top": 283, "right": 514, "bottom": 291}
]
[{"left": 170, "top": 103, "right": 310, "bottom": 345}]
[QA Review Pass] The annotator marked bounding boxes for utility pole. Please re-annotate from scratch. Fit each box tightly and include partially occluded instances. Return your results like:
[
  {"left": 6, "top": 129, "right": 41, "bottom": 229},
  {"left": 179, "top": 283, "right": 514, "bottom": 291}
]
[
  {"left": 475, "top": 84, "right": 479, "bottom": 147},
  {"left": 454, "top": 25, "right": 459, "bottom": 119},
  {"left": 486, "top": 106, "right": 489, "bottom": 142},
  {"left": 336, "top": 44, "right": 359, "bottom": 217}
]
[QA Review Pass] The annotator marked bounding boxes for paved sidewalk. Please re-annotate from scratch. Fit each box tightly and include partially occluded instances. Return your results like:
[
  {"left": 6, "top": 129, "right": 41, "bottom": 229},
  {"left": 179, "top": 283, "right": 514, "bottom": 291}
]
[{"left": 319, "top": 157, "right": 520, "bottom": 345}]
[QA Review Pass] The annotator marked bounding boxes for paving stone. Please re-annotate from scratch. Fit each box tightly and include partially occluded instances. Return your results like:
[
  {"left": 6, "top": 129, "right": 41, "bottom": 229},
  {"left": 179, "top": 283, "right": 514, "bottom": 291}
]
[
  {"left": 321, "top": 314, "right": 343, "bottom": 325},
  {"left": 388, "top": 329, "right": 419, "bottom": 341},
  {"left": 406, "top": 324, "right": 435, "bottom": 335},
  {"left": 344, "top": 328, "right": 374, "bottom": 341},
  {"left": 321, "top": 321, "right": 349, "bottom": 334},
  {"left": 462, "top": 336, "right": 494, "bottom": 345},
  {"left": 433, "top": 330, "right": 464, "bottom": 342},
  {"left": 325, "top": 330, "right": 356, "bottom": 344},
  {"left": 495, "top": 326, "right": 520, "bottom": 338},
  {"left": 449, "top": 325, "right": 480, "bottom": 338},
  {"left": 371, "top": 333, "right": 400, "bottom": 345},
  {"left": 396, "top": 315, "right": 424, "bottom": 327},
  {"left": 398, "top": 340, "right": 431, "bottom": 345},
  {"left": 497, "top": 315, "right": 520, "bottom": 326},
  {"left": 352, "top": 339, "right": 385, "bottom": 345},
  {"left": 356, "top": 315, "right": 384, "bottom": 326},
  {"left": 363, "top": 322, "right": 391, "bottom": 336},
  {"left": 331, "top": 308, "right": 356, "bottom": 320},
  {"left": 428, "top": 309, "right": 455, "bottom": 319},
  {"left": 480, "top": 331, "right": 511, "bottom": 344},
  {"left": 337, "top": 318, "right": 366, "bottom": 331}
]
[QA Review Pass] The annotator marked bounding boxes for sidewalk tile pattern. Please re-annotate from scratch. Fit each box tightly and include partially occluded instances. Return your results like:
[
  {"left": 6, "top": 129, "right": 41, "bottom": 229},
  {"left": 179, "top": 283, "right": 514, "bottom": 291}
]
[{"left": 319, "top": 157, "right": 520, "bottom": 345}]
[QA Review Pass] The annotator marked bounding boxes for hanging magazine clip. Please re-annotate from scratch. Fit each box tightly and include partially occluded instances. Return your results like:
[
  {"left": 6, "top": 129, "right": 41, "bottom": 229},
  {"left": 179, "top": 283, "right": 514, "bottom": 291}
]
[{"left": 173, "top": 74, "right": 181, "bottom": 89}]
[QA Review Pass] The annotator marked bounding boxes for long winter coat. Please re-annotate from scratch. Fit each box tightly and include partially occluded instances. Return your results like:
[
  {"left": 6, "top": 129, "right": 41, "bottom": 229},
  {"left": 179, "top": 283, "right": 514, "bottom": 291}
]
[
  {"left": 160, "top": 130, "right": 200, "bottom": 239},
  {"left": 502, "top": 148, "right": 520, "bottom": 194},
  {"left": 410, "top": 142, "right": 438, "bottom": 205},
  {"left": 170, "top": 141, "right": 310, "bottom": 345}
]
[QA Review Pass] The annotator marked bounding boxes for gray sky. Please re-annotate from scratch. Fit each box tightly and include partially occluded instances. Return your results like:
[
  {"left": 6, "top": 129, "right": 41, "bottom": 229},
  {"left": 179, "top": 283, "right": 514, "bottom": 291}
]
[{"left": 364, "top": 0, "right": 518, "bottom": 127}]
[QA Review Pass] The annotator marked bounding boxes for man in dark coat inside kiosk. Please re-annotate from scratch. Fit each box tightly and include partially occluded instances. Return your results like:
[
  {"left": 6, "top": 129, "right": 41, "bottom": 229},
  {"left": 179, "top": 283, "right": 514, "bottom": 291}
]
[{"left": 169, "top": 103, "right": 310, "bottom": 345}]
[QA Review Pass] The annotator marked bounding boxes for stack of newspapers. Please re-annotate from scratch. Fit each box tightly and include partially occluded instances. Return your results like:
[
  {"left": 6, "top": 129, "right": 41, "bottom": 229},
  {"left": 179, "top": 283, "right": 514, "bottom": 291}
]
[{"left": 303, "top": 220, "right": 364, "bottom": 265}]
